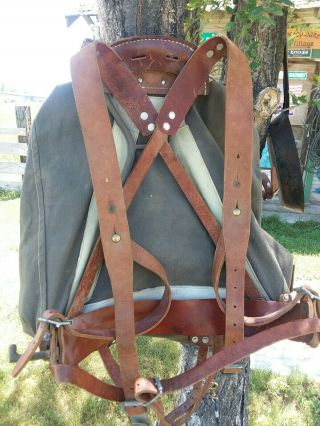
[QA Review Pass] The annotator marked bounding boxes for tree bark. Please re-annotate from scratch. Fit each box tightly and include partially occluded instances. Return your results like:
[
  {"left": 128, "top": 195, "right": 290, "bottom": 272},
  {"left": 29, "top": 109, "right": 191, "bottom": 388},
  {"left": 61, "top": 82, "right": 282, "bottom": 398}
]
[
  {"left": 179, "top": 346, "right": 250, "bottom": 426},
  {"left": 96, "top": 2, "right": 286, "bottom": 424},
  {"left": 229, "top": 1, "right": 288, "bottom": 150},
  {"left": 97, "top": 0, "right": 188, "bottom": 43}
]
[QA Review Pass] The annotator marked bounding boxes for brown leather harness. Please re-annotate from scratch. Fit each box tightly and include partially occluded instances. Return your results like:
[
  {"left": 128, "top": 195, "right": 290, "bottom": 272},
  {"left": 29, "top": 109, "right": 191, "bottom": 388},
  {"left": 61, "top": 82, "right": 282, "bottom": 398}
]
[{"left": 13, "top": 36, "right": 320, "bottom": 425}]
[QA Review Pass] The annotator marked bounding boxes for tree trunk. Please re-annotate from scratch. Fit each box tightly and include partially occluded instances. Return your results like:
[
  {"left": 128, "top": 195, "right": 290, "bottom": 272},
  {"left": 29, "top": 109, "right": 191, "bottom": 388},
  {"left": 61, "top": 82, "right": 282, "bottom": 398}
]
[
  {"left": 229, "top": 1, "right": 288, "bottom": 151},
  {"left": 97, "top": 0, "right": 187, "bottom": 43},
  {"left": 96, "top": 2, "right": 286, "bottom": 424},
  {"left": 179, "top": 346, "right": 250, "bottom": 426}
]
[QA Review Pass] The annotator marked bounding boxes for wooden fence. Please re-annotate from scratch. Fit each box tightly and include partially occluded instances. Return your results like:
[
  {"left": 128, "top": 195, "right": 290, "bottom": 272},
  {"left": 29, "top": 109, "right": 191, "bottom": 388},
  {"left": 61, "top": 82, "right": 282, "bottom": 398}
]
[{"left": 0, "top": 106, "right": 31, "bottom": 191}]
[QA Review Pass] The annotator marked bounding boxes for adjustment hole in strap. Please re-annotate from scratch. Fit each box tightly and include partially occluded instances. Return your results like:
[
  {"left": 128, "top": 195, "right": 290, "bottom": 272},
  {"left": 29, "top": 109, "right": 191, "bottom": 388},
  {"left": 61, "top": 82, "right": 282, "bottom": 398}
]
[
  {"left": 233, "top": 323, "right": 237, "bottom": 327},
  {"left": 166, "top": 54, "right": 179, "bottom": 61},
  {"left": 237, "top": 153, "right": 240, "bottom": 159},
  {"left": 234, "top": 305, "right": 237, "bottom": 308},
  {"left": 234, "top": 268, "right": 237, "bottom": 272},
  {"left": 233, "top": 286, "right": 237, "bottom": 290},
  {"left": 131, "top": 55, "right": 147, "bottom": 61}
]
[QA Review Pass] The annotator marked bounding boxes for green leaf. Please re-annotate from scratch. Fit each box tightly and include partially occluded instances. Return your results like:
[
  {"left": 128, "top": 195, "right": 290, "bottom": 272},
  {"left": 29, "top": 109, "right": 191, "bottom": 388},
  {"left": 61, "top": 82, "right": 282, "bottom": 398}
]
[
  {"left": 270, "top": 5, "right": 283, "bottom": 16},
  {"left": 290, "top": 93, "right": 307, "bottom": 106},
  {"left": 314, "top": 74, "right": 320, "bottom": 86},
  {"left": 225, "top": 21, "right": 235, "bottom": 33},
  {"left": 250, "top": 6, "right": 264, "bottom": 18},
  {"left": 312, "top": 99, "right": 320, "bottom": 112}
]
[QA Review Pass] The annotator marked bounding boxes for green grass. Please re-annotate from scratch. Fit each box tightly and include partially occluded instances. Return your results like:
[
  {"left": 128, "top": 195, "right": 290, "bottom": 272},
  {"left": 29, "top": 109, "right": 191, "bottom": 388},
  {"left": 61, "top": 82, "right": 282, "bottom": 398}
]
[
  {"left": 262, "top": 215, "right": 320, "bottom": 281},
  {"left": 0, "top": 338, "right": 181, "bottom": 426},
  {"left": 249, "top": 369, "right": 320, "bottom": 426},
  {"left": 262, "top": 215, "right": 320, "bottom": 255}
]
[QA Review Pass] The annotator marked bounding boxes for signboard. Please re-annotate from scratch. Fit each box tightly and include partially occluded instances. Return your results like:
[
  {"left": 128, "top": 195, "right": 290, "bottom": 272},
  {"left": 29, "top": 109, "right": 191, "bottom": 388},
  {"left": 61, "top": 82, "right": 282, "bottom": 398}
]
[
  {"left": 279, "top": 71, "right": 308, "bottom": 80},
  {"left": 288, "top": 28, "right": 320, "bottom": 59},
  {"left": 200, "top": 32, "right": 217, "bottom": 43},
  {"left": 288, "top": 49, "right": 311, "bottom": 58},
  {"left": 288, "top": 29, "right": 320, "bottom": 50}
]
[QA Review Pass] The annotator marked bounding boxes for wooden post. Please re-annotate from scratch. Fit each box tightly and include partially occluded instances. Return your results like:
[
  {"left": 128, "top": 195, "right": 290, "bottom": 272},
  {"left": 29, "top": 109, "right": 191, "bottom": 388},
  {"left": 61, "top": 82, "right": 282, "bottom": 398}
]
[{"left": 15, "top": 106, "right": 31, "bottom": 164}]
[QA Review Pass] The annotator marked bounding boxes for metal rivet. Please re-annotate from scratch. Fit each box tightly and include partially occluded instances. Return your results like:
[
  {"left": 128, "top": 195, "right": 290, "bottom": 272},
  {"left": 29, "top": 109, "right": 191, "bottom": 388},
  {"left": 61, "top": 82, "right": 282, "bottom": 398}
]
[
  {"left": 140, "top": 112, "right": 148, "bottom": 121},
  {"left": 191, "top": 336, "right": 199, "bottom": 343},
  {"left": 168, "top": 111, "right": 176, "bottom": 120},
  {"left": 282, "top": 294, "right": 290, "bottom": 302},
  {"left": 206, "top": 50, "right": 214, "bottom": 58},
  {"left": 147, "top": 123, "right": 155, "bottom": 132},
  {"left": 161, "top": 80, "right": 166, "bottom": 85},
  {"left": 43, "top": 332, "right": 50, "bottom": 342},
  {"left": 112, "top": 233, "right": 121, "bottom": 243},
  {"left": 202, "top": 337, "right": 209, "bottom": 344},
  {"left": 163, "top": 122, "right": 170, "bottom": 131},
  {"left": 138, "top": 77, "right": 143, "bottom": 83},
  {"left": 217, "top": 43, "right": 224, "bottom": 51},
  {"left": 233, "top": 207, "right": 241, "bottom": 216}
]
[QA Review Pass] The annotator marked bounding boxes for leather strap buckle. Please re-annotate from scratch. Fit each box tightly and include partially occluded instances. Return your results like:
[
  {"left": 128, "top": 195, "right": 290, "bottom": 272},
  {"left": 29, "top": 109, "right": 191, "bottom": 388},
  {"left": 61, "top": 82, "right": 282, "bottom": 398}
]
[
  {"left": 295, "top": 287, "right": 320, "bottom": 302},
  {"left": 37, "top": 317, "right": 73, "bottom": 328},
  {"left": 223, "top": 363, "right": 244, "bottom": 374}
]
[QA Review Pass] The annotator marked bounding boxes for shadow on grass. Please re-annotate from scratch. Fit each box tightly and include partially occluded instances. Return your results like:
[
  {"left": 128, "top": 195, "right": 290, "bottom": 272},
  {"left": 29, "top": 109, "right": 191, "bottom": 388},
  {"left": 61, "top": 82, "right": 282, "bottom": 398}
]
[{"left": 262, "top": 215, "right": 320, "bottom": 255}]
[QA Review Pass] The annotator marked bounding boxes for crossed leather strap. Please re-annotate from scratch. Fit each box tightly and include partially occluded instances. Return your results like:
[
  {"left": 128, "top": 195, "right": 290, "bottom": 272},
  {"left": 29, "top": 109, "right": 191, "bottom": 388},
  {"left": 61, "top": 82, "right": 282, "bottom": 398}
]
[{"left": 13, "top": 36, "right": 320, "bottom": 425}]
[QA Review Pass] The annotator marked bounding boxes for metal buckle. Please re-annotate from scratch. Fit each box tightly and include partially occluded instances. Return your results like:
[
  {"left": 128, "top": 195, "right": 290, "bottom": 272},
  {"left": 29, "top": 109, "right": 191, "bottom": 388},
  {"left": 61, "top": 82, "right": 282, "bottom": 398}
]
[
  {"left": 122, "top": 377, "right": 163, "bottom": 409},
  {"left": 224, "top": 363, "right": 244, "bottom": 370},
  {"left": 143, "top": 377, "right": 163, "bottom": 407},
  {"left": 37, "top": 317, "right": 73, "bottom": 328},
  {"left": 294, "top": 287, "right": 320, "bottom": 301}
]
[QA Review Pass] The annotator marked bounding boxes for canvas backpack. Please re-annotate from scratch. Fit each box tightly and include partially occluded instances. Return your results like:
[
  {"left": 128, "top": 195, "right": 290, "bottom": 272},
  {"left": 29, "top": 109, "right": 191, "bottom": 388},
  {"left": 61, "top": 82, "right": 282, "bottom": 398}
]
[{"left": 12, "top": 35, "right": 320, "bottom": 425}]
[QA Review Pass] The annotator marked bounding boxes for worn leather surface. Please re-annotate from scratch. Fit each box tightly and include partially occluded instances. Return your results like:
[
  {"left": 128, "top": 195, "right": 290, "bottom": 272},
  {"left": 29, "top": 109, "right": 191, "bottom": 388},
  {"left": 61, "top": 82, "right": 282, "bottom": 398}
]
[
  {"left": 268, "top": 113, "right": 304, "bottom": 212},
  {"left": 268, "top": 44, "right": 304, "bottom": 212},
  {"left": 112, "top": 36, "right": 208, "bottom": 96}
]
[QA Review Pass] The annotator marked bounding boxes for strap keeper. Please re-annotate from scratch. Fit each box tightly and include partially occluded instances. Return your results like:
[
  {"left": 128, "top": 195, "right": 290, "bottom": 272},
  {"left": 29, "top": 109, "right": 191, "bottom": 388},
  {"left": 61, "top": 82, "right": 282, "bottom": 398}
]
[
  {"left": 142, "top": 377, "right": 163, "bottom": 407},
  {"left": 125, "top": 377, "right": 163, "bottom": 409}
]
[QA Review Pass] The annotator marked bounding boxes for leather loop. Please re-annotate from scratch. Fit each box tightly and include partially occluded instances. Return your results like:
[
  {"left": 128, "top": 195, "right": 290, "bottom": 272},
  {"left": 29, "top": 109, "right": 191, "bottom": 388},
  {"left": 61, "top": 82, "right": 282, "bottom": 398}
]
[
  {"left": 12, "top": 310, "right": 66, "bottom": 378},
  {"left": 67, "top": 241, "right": 171, "bottom": 340},
  {"left": 53, "top": 364, "right": 124, "bottom": 402}
]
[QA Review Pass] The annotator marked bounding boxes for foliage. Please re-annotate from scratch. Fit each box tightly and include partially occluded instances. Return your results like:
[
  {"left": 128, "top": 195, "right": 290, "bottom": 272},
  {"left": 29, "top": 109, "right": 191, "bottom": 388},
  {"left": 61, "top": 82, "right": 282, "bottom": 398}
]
[
  {"left": 249, "top": 369, "right": 320, "bottom": 426},
  {"left": 290, "top": 74, "right": 320, "bottom": 113},
  {"left": 0, "top": 188, "right": 20, "bottom": 201},
  {"left": 186, "top": 0, "right": 294, "bottom": 68}
]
